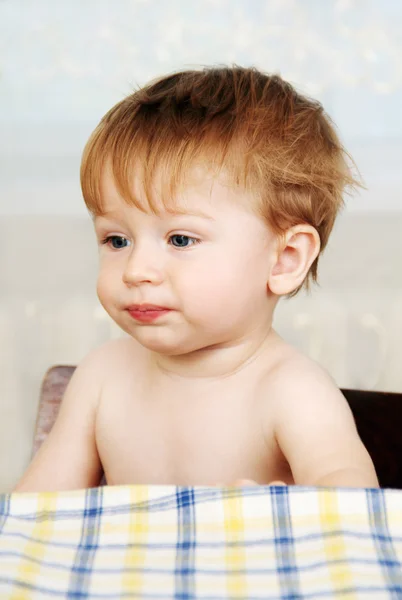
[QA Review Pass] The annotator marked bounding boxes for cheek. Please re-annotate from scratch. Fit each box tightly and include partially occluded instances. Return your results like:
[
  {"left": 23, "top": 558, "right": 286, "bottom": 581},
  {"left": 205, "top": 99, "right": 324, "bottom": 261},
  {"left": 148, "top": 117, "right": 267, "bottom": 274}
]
[
  {"left": 96, "top": 267, "right": 116, "bottom": 306},
  {"left": 178, "top": 250, "right": 267, "bottom": 307},
  {"left": 200, "top": 248, "right": 267, "bottom": 288}
]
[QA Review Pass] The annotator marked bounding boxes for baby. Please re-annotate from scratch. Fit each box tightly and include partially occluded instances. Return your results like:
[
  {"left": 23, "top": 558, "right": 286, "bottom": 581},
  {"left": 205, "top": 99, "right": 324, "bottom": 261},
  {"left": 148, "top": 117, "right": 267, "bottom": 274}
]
[{"left": 15, "top": 65, "right": 378, "bottom": 491}]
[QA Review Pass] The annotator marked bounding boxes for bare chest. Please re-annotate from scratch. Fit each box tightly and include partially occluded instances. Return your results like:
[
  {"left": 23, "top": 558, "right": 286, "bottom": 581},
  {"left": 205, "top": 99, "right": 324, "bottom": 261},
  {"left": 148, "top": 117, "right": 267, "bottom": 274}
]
[{"left": 95, "top": 370, "right": 291, "bottom": 486}]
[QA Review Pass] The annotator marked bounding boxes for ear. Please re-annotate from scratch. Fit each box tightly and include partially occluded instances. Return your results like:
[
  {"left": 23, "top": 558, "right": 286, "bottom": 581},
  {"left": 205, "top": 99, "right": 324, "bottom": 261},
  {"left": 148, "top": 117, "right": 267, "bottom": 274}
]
[{"left": 268, "top": 225, "right": 321, "bottom": 296}]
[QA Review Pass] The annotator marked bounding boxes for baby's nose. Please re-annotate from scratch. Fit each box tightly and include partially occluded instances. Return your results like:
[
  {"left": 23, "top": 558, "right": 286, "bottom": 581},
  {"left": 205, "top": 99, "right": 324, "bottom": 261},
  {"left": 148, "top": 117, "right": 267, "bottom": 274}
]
[{"left": 122, "top": 244, "right": 164, "bottom": 286}]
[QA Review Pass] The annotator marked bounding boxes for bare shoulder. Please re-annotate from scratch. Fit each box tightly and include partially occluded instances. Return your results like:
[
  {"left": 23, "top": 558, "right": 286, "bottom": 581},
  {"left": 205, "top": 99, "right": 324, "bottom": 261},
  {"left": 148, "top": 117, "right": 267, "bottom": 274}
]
[
  {"left": 84, "top": 335, "right": 146, "bottom": 375},
  {"left": 259, "top": 339, "right": 378, "bottom": 487},
  {"left": 263, "top": 340, "right": 345, "bottom": 406},
  {"left": 92, "top": 335, "right": 149, "bottom": 381},
  {"left": 259, "top": 337, "right": 354, "bottom": 434},
  {"left": 12, "top": 338, "right": 141, "bottom": 493}
]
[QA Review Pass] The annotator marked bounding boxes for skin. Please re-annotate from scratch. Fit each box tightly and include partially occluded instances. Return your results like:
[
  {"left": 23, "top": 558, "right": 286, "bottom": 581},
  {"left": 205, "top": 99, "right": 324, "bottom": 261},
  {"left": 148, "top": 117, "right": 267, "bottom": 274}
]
[{"left": 13, "top": 165, "right": 379, "bottom": 492}]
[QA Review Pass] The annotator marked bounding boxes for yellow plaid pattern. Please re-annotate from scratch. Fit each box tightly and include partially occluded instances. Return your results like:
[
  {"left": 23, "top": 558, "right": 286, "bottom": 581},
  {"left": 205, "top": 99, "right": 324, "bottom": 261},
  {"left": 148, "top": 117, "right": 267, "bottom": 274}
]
[{"left": 1, "top": 485, "right": 402, "bottom": 598}]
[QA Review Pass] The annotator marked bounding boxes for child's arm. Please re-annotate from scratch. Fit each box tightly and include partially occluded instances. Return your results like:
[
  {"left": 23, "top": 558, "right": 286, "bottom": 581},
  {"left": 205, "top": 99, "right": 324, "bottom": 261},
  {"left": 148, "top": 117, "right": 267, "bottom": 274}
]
[
  {"left": 13, "top": 346, "right": 106, "bottom": 493},
  {"left": 268, "top": 359, "right": 379, "bottom": 488}
]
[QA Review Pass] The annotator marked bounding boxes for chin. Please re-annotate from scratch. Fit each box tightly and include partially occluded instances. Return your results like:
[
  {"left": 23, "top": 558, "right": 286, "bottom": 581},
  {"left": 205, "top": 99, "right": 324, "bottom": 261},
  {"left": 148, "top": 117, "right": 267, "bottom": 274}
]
[
  {"left": 134, "top": 330, "right": 210, "bottom": 357},
  {"left": 128, "top": 331, "right": 187, "bottom": 355}
]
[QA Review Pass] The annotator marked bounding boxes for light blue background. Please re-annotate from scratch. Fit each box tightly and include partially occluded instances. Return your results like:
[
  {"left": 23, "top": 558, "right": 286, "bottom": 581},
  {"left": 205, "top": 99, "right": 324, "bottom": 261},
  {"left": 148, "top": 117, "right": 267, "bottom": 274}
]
[{"left": 1, "top": 0, "right": 401, "bottom": 214}]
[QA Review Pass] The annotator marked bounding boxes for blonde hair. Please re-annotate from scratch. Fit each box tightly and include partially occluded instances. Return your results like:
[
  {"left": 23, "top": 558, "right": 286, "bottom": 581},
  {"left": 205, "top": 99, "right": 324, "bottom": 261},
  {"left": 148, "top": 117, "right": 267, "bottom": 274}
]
[{"left": 80, "top": 64, "right": 362, "bottom": 294}]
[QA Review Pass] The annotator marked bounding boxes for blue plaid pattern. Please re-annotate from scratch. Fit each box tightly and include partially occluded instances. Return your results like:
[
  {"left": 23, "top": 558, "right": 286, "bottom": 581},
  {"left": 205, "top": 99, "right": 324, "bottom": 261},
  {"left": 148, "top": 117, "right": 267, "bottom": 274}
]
[{"left": 0, "top": 485, "right": 402, "bottom": 598}]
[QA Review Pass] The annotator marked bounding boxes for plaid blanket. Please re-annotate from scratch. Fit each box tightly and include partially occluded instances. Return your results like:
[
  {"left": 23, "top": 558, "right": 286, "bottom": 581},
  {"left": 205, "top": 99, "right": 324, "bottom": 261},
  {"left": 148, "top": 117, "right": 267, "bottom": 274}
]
[{"left": 0, "top": 485, "right": 401, "bottom": 599}]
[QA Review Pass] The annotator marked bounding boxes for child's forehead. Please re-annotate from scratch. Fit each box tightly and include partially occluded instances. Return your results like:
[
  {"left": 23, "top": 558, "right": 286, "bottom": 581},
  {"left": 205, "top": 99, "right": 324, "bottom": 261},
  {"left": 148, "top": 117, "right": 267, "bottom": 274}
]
[
  {"left": 98, "top": 163, "right": 248, "bottom": 219},
  {"left": 96, "top": 196, "right": 215, "bottom": 222}
]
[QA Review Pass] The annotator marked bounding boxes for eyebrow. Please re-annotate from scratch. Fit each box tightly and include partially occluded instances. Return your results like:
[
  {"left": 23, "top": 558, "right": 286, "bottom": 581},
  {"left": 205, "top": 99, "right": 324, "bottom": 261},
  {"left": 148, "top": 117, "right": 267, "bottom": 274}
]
[
  {"left": 94, "top": 209, "right": 215, "bottom": 221},
  {"left": 167, "top": 209, "right": 215, "bottom": 221},
  {"left": 94, "top": 213, "right": 120, "bottom": 222}
]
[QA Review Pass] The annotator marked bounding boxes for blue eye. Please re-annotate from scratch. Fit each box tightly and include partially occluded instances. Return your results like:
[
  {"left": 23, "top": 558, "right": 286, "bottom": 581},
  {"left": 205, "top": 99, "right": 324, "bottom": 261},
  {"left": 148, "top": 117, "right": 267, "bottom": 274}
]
[
  {"left": 169, "top": 234, "right": 199, "bottom": 248},
  {"left": 101, "top": 235, "right": 129, "bottom": 249}
]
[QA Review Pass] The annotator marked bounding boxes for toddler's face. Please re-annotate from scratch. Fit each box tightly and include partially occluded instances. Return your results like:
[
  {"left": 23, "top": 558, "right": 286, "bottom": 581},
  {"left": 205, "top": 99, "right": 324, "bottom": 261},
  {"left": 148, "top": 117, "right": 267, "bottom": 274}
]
[{"left": 94, "top": 167, "right": 278, "bottom": 355}]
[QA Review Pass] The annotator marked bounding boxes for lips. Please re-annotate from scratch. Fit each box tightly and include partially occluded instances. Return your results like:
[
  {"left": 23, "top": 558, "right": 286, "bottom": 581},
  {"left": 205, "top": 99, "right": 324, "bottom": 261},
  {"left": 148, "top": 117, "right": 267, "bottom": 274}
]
[
  {"left": 126, "top": 304, "right": 172, "bottom": 323},
  {"left": 126, "top": 304, "right": 170, "bottom": 312}
]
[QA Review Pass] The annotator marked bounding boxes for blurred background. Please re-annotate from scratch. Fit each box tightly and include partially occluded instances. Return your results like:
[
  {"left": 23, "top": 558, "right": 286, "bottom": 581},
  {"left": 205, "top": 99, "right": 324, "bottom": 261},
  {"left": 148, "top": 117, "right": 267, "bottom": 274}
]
[{"left": 1, "top": 0, "right": 401, "bottom": 492}]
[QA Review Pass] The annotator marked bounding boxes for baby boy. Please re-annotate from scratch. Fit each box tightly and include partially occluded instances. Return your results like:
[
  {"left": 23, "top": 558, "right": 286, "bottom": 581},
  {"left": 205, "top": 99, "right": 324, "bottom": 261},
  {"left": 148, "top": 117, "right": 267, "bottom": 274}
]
[{"left": 15, "top": 65, "right": 378, "bottom": 491}]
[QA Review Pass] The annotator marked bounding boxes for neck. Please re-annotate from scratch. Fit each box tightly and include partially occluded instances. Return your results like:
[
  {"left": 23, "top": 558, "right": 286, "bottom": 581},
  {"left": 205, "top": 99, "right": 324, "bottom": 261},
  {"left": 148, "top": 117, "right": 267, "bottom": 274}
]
[{"left": 151, "top": 324, "right": 280, "bottom": 381}]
